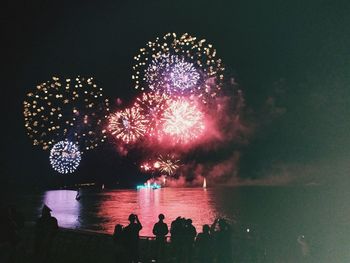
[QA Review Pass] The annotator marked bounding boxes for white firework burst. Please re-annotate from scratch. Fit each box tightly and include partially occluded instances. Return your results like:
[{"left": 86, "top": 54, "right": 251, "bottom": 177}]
[{"left": 50, "top": 140, "right": 81, "bottom": 174}]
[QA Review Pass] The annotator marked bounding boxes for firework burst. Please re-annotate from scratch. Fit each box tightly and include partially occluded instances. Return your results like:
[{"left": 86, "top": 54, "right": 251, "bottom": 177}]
[
  {"left": 134, "top": 91, "right": 169, "bottom": 137},
  {"left": 140, "top": 162, "right": 153, "bottom": 172},
  {"left": 161, "top": 99, "right": 205, "bottom": 144},
  {"left": 50, "top": 140, "right": 81, "bottom": 174},
  {"left": 23, "top": 76, "right": 109, "bottom": 151},
  {"left": 132, "top": 33, "right": 224, "bottom": 100},
  {"left": 155, "top": 154, "right": 180, "bottom": 176},
  {"left": 108, "top": 106, "right": 148, "bottom": 144},
  {"left": 145, "top": 54, "right": 200, "bottom": 94}
]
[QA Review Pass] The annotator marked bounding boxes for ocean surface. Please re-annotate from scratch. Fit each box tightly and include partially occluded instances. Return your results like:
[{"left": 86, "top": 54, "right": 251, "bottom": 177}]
[{"left": 4, "top": 186, "right": 350, "bottom": 260}]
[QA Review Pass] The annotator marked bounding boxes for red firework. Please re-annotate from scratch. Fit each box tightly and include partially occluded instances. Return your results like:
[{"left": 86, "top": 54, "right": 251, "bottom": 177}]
[
  {"left": 140, "top": 162, "right": 153, "bottom": 172},
  {"left": 161, "top": 99, "right": 205, "bottom": 144},
  {"left": 134, "top": 91, "right": 168, "bottom": 137},
  {"left": 108, "top": 106, "right": 148, "bottom": 144},
  {"left": 140, "top": 154, "right": 180, "bottom": 176}
]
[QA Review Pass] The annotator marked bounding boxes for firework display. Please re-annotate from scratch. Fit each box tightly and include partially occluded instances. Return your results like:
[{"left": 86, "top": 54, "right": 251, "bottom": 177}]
[
  {"left": 140, "top": 162, "right": 153, "bottom": 172},
  {"left": 134, "top": 91, "right": 169, "bottom": 137},
  {"left": 132, "top": 33, "right": 224, "bottom": 100},
  {"left": 49, "top": 140, "right": 81, "bottom": 174},
  {"left": 108, "top": 106, "right": 149, "bottom": 144},
  {"left": 23, "top": 76, "right": 110, "bottom": 151},
  {"left": 24, "top": 32, "right": 238, "bottom": 183},
  {"left": 140, "top": 154, "right": 180, "bottom": 176},
  {"left": 155, "top": 154, "right": 180, "bottom": 176},
  {"left": 161, "top": 99, "right": 205, "bottom": 143},
  {"left": 144, "top": 54, "right": 200, "bottom": 94}
]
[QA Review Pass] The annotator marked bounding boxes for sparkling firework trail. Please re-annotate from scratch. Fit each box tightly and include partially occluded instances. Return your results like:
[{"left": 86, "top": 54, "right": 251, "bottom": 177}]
[
  {"left": 134, "top": 91, "right": 168, "bottom": 137},
  {"left": 155, "top": 154, "right": 180, "bottom": 176},
  {"left": 162, "top": 99, "right": 205, "bottom": 143},
  {"left": 170, "top": 59, "right": 200, "bottom": 91},
  {"left": 108, "top": 106, "right": 148, "bottom": 144},
  {"left": 140, "top": 162, "right": 153, "bottom": 172},
  {"left": 132, "top": 33, "right": 225, "bottom": 101},
  {"left": 23, "top": 76, "right": 109, "bottom": 151},
  {"left": 140, "top": 155, "right": 180, "bottom": 176},
  {"left": 49, "top": 140, "right": 81, "bottom": 174},
  {"left": 145, "top": 54, "right": 200, "bottom": 94}
]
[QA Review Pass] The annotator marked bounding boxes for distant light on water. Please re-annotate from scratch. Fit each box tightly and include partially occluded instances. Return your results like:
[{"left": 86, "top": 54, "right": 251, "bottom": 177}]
[
  {"left": 203, "top": 177, "right": 207, "bottom": 188},
  {"left": 137, "top": 183, "right": 161, "bottom": 190}
]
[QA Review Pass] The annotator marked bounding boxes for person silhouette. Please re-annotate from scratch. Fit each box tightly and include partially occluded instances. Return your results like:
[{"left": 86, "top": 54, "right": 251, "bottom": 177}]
[
  {"left": 170, "top": 216, "right": 184, "bottom": 262},
  {"left": 113, "top": 224, "right": 125, "bottom": 262},
  {"left": 297, "top": 235, "right": 310, "bottom": 262},
  {"left": 75, "top": 188, "right": 81, "bottom": 201},
  {"left": 123, "top": 214, "right": 142, "bottom": 263},
  {"left": 211, "top": 218, "right": 232, "bottom": 263},
  {"left": 183, "top": 218, "right": 197, "bottom": 263},
  {"left": 196, "top": 225, "right": 213, "bottom": 263},
  {"left": 34, "top": 205, "right": 58, "bottom": 263},
  {"left": 153, "top": 214, "right": 169, "bottom": 261}
]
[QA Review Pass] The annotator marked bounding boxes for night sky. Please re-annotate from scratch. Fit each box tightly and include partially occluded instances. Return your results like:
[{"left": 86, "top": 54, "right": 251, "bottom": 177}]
[{"left": 2, "top": 0, "right": 350, "bottom": 188}]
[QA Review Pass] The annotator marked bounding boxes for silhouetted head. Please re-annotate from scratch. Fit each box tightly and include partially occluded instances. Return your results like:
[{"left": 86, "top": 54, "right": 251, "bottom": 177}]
[
  {"left": 128, "top": 213, "right": 136, "bottom": 223},
  {"left": 158, "top": 214, "right": 165, "bottom": 221},
  {"left": 186, "top": 219, "right": 192, "bottom": 225},
  {"left": 114, "top": 224, "right": 123, "bottom": 234},
  {"left": 203, "top": 224, "right": 210, "bottom": 233},
  {"left": 42, "top": 205, "right": 52, "bottom": 217}
]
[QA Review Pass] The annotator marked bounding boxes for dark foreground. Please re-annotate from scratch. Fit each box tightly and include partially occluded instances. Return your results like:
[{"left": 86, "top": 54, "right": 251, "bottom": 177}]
[
  {"left": 2, "top": 226, "right": 260, "bottom": 263},
  {"left": 1, "top": 224, "right": 339, "bottom": 263},
  {"left": 2, "top": 186, "right": 350, "bottom": 262}
]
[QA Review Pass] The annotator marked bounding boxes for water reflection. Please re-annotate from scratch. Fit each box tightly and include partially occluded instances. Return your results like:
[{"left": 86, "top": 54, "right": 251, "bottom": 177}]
[
  {"left": 97, "top": 188, "right": 216, "bottom": 235},
  {"left": 25, "top": 186, "right": 346, "bottom": 261},
  {"left": 40, "top": 188, "right": 238, "bottom": 235},
  {"left": 43, "top": 190, "right": 81, "bottom": 228}
]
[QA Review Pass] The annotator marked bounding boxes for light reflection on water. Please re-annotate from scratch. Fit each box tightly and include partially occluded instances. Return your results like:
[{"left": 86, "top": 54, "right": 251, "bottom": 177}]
[
  {"left": 97, "top": 188, "right": 217, "bottom": 235},
  {"left": 42, "top": 188, "right": 219, "bottom": 235},
  {"left": 14, "top": 185, "right": 350, "bottom": 261},
  {"left": 38, "top": 186, "right": 343, "bottom": 244},
  {"left": 42, "top": 190, "right": 81, "bottom": 228}
]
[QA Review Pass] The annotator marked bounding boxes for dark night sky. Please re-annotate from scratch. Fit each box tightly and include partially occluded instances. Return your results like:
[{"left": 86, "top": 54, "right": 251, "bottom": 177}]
[{"left": 2, "top": 0, "right": 350, "bottom": 188}]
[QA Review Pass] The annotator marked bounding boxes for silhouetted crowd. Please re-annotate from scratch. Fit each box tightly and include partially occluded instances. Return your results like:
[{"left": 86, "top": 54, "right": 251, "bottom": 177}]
[
  {"left": 1, "top": 204, "right": 233, "bottom": 263},
  {"left": 112, "top": 213, "right": 232, "bottom": 263},
  {"left": 1, "top": 204, "right": 313, "bottom": 263}
]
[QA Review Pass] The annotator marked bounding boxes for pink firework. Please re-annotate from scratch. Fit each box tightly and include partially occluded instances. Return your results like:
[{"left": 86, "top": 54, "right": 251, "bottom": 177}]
[
  {"left": 134, "top": 91, "right": 168, "bottom": 137},
  {"left": 162, "top": 99, "right": 205, "bottom": 143},
  {"left": 156, "top": 154, "right": 180, "bottom": 176},
  {"left": 108, "top": 106, "right": 148, "bottom": 144},
  {"left": 140, "top": 162, "right": 153, "bottom": 172},
  {"left": 140, "top": 154, "right": 180, "bottom": 176}
]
